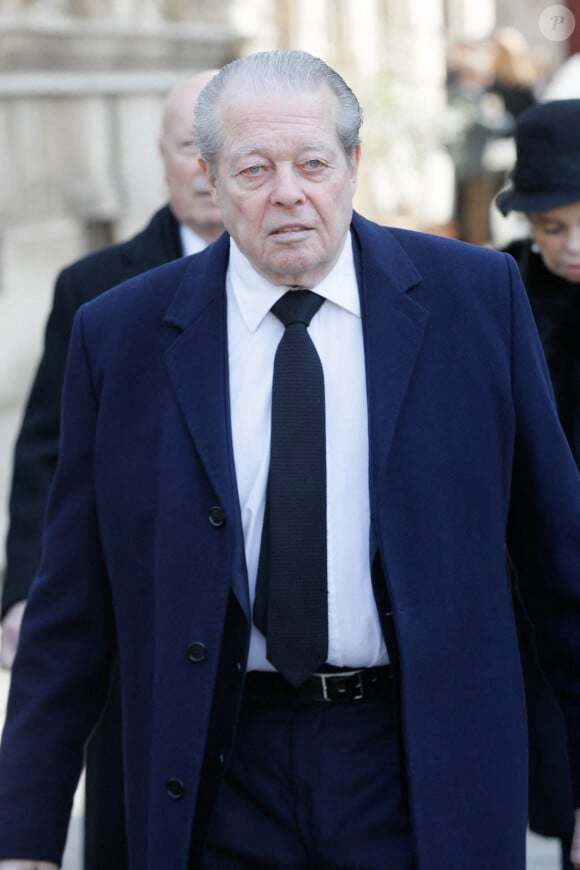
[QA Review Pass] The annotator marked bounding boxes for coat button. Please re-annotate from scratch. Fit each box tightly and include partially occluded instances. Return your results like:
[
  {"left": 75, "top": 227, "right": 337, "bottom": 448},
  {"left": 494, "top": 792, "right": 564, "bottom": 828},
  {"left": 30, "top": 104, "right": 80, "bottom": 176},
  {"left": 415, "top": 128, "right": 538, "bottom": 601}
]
[
  {"left": 208, "top": 506, "right": 225, "bottom": 527},
  {"left": 166, "top": 778, "right": 185, "bottom": 800},
  {"left": 187, "top": 642, "right": 207, "bottom": 663}
]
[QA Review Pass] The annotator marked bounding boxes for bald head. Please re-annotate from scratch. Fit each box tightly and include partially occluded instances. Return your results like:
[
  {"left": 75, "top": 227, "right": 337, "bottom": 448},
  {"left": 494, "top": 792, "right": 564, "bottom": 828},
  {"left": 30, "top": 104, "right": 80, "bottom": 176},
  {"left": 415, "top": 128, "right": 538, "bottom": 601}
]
[
  {"left": 159, "top": 70, "right": 223, "bottom": 243},
  {"left": 161, "top": 71, "right": 218, "bottom": 140}
]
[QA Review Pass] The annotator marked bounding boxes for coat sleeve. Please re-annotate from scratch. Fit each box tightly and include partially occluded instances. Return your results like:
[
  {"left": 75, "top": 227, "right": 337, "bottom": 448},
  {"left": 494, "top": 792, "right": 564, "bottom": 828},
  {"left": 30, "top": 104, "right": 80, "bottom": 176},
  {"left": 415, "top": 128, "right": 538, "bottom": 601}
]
[
  {"left": 0, "top": 307, "right": 116, "bottom": 863},
  {"left": 2, "top": 268, "right": 81, "bottom": 616},
  {"left": 505, "top": 252, "right": 580, "bottom": 806}
]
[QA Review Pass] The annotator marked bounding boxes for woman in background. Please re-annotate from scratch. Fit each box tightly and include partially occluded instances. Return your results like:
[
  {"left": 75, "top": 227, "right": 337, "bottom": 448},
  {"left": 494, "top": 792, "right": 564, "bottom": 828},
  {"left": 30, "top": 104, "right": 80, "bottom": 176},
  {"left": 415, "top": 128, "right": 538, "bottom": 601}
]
[
  {"left": 487, "top": 27, "right": 538, "bottom": 121},
  {"left": 497, "top": 98, "right": 580, "bottom": 870}
]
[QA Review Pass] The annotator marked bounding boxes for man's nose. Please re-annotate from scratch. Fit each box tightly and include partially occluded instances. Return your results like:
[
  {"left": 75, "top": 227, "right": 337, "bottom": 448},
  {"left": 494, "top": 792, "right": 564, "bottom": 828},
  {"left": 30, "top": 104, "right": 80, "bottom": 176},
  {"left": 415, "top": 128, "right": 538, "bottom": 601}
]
[{"left": 270, "top": 166, "right": 306, "bottom": 206}]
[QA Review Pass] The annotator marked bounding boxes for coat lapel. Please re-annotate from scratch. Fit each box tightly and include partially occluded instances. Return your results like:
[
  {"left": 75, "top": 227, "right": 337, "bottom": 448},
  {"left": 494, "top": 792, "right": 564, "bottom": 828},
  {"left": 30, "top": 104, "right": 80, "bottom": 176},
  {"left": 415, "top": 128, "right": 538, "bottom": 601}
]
[
  {"left": 352, "top": 214, "right": 429, "bottom": 486},
  {"left": 162, "top": 235, "right": 249, "bottom": 615},
  {"left": 162, "top": 234, "right": 233, "bottom": 509}
]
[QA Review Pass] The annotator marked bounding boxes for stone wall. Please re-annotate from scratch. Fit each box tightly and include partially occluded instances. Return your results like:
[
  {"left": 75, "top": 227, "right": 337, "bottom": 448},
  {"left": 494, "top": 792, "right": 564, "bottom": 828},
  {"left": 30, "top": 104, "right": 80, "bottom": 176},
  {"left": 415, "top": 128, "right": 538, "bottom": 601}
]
[{"left": 0, "top": 2, "right": 241, "bottom": 572}]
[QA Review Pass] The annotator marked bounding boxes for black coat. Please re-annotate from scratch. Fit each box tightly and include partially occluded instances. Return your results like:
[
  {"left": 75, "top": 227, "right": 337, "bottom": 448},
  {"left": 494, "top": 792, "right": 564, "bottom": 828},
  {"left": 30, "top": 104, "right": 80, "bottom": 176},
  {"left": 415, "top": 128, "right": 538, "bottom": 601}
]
[
  {"left": 3, "top": 205, "right": 182, "bottom": 614},
  {"left": 506, "top": 238, "right": 580, "bottom": 842},
  {"left": 2, "top": 204, "right": 182, "bottom": 870},
  {"left": 506, "top": 240, "right": 580, "bottom": 464}
]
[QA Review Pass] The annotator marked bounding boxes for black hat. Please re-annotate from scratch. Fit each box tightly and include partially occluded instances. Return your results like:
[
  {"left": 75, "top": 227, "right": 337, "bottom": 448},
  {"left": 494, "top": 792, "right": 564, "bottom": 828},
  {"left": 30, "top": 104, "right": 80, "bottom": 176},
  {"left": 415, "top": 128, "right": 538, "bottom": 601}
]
[{"left": 496, "top": 99, "right": 580, "bottom": 215}]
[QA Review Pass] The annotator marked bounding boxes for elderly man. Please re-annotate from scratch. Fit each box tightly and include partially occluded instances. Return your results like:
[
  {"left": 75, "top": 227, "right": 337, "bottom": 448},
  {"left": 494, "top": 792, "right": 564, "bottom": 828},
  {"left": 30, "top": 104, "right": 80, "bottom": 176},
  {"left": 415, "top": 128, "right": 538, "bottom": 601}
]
[
  {"left": 0, "top": 49, "right": 580, "bottom": 870},
  {"left": 0, "top": 70, "right": 222, "bottom": 869}
]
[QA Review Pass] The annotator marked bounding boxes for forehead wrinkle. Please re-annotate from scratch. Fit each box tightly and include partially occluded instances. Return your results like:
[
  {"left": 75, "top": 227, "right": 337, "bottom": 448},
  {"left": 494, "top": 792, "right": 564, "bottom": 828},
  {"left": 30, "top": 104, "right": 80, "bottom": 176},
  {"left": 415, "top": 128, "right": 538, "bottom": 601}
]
[
  {"left": 223, "top": 106, "right": 328, "bottom": 137},
  {"left": 221, "top": 88, "right": 338, "bottom": 129},
  {"left": 231, "top": 140, "right": 333, "bottom": 158}
]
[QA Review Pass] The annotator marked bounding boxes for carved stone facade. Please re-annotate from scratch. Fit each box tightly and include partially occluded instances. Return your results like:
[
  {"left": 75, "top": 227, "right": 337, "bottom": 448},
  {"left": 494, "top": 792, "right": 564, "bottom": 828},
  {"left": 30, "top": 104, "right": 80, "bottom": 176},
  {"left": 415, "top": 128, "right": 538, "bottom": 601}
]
[{"left": 0, "top": 1, "right": 241, "bottom": 556}]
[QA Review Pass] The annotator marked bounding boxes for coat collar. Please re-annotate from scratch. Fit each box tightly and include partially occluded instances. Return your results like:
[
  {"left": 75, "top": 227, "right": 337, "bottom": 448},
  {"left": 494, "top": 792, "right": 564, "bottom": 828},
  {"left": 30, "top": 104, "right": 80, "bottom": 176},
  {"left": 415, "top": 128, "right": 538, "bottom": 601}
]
[
  {"left": 162, "top": 232, "right": 234, "bottom": 509},
  {"left": 162, "top": 232, "right": 250, "bottom": 612},
  {"left": 350, "top": 213, "right": 428, "bottom": 485}
]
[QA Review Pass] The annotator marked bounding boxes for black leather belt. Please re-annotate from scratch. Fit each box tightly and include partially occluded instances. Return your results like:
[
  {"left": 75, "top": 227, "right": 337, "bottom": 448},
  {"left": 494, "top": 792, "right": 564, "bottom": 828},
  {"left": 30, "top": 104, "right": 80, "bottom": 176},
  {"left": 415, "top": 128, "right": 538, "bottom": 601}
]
[{"left": 245, "top": 666, "right": 392, "bottom": 703}]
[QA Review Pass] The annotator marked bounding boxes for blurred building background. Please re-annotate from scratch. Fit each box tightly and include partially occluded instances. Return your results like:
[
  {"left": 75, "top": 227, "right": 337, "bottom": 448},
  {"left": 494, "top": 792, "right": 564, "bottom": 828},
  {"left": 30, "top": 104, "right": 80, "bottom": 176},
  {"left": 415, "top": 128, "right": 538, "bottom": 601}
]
[{"left": 0, "top": 0, "right": 577, "bottom": 570}]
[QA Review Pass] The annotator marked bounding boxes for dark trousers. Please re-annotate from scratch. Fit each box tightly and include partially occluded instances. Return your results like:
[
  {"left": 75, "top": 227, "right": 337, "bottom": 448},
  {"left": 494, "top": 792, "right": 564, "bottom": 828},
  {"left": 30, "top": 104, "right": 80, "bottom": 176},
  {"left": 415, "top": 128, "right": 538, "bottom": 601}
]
[{"left": 201, "top": 686, "right": 415, "bottom": 869}]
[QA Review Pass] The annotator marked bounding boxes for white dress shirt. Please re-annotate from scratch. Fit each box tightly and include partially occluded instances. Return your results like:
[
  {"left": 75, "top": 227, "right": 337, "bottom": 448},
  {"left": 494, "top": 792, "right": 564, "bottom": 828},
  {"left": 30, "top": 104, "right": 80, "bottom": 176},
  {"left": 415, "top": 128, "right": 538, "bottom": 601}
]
[
  {"left": 227, "top": 233, "right": 389, "bottom": 672},
  {"left": 179, "top": 223, "right": 210, "bottom": 256}
]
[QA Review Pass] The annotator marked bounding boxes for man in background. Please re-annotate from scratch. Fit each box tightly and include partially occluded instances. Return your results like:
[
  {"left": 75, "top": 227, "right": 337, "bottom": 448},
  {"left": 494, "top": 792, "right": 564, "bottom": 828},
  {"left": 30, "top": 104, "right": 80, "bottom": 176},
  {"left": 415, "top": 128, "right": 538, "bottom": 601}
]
[{"left": 0, "top": 69, "right": 223, "bottom": 869}]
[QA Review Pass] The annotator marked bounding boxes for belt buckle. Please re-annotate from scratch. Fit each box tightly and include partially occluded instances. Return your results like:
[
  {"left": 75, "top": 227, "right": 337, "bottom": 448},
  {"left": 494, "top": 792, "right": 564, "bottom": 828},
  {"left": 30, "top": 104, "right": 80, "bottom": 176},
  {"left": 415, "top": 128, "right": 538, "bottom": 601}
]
[{"left": 318, "top": 669, "right": 365, "bottom": 702}]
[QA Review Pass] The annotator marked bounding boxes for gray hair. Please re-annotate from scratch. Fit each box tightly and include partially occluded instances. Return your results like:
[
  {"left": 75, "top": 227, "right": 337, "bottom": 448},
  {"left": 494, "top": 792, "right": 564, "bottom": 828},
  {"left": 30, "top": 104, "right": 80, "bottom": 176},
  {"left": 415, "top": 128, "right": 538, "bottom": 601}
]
[{"left": 194, "top": 50, "right": 363, "bottom": 172}]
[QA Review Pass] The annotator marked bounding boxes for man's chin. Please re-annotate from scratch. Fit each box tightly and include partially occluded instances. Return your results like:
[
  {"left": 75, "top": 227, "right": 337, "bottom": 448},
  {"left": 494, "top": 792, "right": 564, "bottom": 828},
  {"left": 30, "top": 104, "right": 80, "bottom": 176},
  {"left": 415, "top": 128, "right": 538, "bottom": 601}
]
[{"left": 261, "top": 259, "right": 328, "bottom": 289}]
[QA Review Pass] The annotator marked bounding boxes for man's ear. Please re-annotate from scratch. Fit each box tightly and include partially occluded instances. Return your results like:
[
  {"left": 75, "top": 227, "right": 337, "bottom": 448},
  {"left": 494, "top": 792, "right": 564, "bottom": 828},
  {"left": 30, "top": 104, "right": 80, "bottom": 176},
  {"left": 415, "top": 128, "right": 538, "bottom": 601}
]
[
  {"left": 199, "top": 157, "right": 214, "bottom": 184},
  {"left": 199, "top": 157, "right": 219, "bottom": 202},
  {"left": 350, "top": 144, "right": 361, "bottom": 192},
  {"left": 159, "top": 137, "right": 169, "bottom": 181}
]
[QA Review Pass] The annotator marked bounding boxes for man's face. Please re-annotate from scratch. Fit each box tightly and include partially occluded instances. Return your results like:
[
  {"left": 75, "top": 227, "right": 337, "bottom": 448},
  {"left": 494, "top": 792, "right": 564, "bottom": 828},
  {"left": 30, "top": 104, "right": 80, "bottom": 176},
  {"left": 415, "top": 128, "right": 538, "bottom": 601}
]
[
  {"left": 204, "top": 84, "right": 360, "bottom": 287},
  {"left": 160, "top": 103, "right": 223, "bottom": 242}
]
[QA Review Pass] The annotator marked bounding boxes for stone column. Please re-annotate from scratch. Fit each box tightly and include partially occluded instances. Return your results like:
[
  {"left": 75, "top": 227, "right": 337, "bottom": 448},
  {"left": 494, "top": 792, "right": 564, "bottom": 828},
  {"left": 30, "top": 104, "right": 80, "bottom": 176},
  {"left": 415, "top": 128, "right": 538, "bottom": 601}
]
[{"left": 162, "top": 0, "right": 225, "bottom": 20}]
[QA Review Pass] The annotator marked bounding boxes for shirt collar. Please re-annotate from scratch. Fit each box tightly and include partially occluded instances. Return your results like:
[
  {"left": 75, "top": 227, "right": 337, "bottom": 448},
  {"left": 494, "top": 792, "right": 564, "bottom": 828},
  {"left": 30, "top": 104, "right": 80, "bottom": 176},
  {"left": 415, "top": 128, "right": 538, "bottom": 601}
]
[
  {"left": 228, "top": 231, "right": 360, "bottom": 333},
  {"left": 179, "top": 223, "right": 208, "bottom": 256}
]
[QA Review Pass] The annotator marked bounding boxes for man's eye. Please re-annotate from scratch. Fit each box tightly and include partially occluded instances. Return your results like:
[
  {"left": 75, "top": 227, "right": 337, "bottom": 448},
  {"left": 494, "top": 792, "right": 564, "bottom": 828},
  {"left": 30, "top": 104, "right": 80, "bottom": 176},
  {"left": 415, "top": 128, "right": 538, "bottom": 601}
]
[
  {"left": 305, "top": 159, "right": 323, "bottom": 169},
  {"left": 243, "top": 166, "right": 262, "bottom": 176}
]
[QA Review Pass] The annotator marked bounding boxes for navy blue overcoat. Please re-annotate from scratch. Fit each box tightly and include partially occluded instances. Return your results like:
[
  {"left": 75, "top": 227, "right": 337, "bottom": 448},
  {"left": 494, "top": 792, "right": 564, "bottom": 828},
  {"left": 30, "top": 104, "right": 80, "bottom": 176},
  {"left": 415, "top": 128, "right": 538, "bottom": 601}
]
[{"left": 1, "top": 212, "right": 580, "bottom": 869}]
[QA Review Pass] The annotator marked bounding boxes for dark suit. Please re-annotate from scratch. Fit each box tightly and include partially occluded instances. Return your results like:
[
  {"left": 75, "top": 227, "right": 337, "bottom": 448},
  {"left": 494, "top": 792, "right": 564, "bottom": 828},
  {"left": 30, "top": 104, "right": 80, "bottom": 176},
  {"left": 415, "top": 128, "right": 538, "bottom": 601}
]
[
  {"left": 1, "top": 213, "right": 580, "bottom": 869},
  {"left": 2, "top": 205, "right": 183, "bottom": 869}
]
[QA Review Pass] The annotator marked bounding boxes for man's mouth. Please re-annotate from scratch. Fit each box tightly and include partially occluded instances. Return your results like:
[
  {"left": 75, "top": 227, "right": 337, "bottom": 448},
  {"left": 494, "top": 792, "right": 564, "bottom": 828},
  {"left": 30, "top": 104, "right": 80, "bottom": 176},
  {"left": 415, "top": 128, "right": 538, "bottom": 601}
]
[{"left": 271, "top": 225, "right": 309, "bottom": 235}]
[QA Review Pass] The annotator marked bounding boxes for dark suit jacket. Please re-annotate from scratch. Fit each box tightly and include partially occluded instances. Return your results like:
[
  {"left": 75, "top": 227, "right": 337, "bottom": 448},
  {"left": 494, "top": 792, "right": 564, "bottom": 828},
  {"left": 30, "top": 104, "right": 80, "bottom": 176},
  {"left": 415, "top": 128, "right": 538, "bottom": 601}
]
[
  {"left": 2, "top": 205, "right": 182, "bottom": 614},
  {"left": 1, "top": 213, "right": 580, "bottom": 870}
]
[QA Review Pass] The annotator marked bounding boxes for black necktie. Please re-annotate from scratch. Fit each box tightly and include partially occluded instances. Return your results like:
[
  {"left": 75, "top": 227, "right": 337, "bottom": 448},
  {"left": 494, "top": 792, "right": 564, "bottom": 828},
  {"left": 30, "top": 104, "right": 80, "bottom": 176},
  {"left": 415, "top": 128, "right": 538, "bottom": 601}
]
[{"left": 254, "top": 289, "right": 328, "bottom": 687}]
